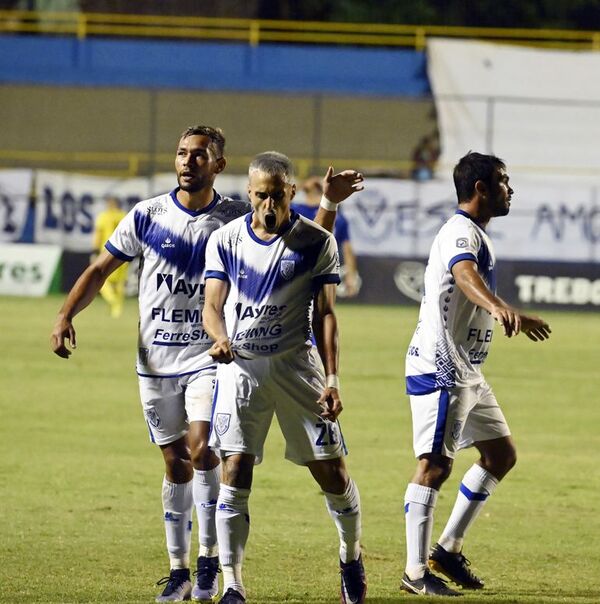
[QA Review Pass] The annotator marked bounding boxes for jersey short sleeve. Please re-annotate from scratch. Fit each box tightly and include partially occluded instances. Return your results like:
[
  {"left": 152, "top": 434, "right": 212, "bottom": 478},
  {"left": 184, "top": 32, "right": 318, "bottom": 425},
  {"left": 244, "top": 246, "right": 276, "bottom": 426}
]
[
  {"left": 204, "top": 229, "right": 228, "bottom": 282},
  {"left": 312, "top": 233, "right": 341, "bottom": 288},
  {"left": 440, "top": 219, "right": 481, "bottom": 273},
  {"left": 105, "top": 207, "right": 141, "bottom": 262}
]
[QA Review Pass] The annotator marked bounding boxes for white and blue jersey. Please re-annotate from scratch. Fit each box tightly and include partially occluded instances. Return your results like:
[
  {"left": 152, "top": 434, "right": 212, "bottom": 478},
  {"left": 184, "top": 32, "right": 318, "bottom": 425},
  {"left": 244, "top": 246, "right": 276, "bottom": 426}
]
[
  {"left": 106, "top": 188, "right": 250, "bottom": 377},
  {"left": 406, "top": 209, "right": 497, "bottom": 393},
  {"left": 204, "top": 211, "right": 340, "bottom": 358}
]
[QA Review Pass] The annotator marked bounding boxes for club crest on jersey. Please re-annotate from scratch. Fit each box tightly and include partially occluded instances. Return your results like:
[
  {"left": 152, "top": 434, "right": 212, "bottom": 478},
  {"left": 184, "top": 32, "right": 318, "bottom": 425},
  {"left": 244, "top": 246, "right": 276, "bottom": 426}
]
[
  {"left": 145, "top": 408, "right": 161, "bottom": 428},
  {"left": 456, "top": 237, "right": 468, "bottom": 248},
  {"left": 280, "top": 259, "right": 295, "bottom": 280},
  {"left": 215, "top": 413, "right": 231, "bottom": 436},
  {"left": 451, "top": 420, "right": 463, "bottom": 441}
]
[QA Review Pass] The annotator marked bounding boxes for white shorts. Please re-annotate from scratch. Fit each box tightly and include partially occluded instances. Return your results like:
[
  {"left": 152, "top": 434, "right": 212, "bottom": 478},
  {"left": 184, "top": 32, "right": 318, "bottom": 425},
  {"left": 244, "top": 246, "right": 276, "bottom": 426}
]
[
  {"left": 139, "top": 366, "right": 216, "bottom": 446},
  {"left": 209, "top": 346, "right": 347, "bottom": 466},
  {"left": 409, "top": 381, "right": 511, "bottom": 459}
]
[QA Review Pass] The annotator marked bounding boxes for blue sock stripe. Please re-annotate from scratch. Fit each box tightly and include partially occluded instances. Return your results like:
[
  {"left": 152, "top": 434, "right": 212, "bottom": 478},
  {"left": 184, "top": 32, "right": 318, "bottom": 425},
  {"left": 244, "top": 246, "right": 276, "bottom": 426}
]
[
  {"left": 404, "top": 503, "right": 410, "bottom": 514},
  {"left": 432, "top": 389, "right": 450, "bottom": 454},
  {"left": 459, "top": 482, "right": 489, "bottom": 501}
]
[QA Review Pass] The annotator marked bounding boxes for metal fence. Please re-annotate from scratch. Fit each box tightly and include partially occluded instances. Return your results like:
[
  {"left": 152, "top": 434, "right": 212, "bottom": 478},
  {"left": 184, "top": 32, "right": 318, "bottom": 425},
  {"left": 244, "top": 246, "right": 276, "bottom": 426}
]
[{"left": 1, "top": 9, "right": 600, "bottom": 50}]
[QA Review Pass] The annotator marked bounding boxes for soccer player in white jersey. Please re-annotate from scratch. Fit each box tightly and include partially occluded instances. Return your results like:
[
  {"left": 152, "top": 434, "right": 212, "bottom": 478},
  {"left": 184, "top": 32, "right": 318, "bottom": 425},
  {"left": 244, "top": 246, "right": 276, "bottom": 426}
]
[
  {"left": 401, "top": 152, "right": 551, "bottom": 597},
  {"left": 51, "top": 126, "right": 249, "bottom": 603},
  {"left": 202, "top": 152, "right": 366, "bottom": 604}
]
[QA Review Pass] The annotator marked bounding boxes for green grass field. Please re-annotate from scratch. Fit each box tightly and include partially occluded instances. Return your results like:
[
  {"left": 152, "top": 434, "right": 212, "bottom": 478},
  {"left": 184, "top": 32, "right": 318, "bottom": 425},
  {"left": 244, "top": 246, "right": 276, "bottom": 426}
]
[{"left": 1, "top": 295, "right": 599, "bottom": 603}]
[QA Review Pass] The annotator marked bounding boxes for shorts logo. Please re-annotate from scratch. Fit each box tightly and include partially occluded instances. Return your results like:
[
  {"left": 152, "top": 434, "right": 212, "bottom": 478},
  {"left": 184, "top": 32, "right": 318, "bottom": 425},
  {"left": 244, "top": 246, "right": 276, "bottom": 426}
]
[
  {"left": 451, "top": 420, "right": 463, "bottom": 441},
  {"left": 215, "top": 413, "right": 231, "bottom": 436},
  {"left": 280, "top": 259, "right": 295, "bottom": 280},
  {"left": 456, "top": 238, "right": 468, "bottom": 248},
  {"left": 145, "top": 408, "right": 161, "bottom": 428}
]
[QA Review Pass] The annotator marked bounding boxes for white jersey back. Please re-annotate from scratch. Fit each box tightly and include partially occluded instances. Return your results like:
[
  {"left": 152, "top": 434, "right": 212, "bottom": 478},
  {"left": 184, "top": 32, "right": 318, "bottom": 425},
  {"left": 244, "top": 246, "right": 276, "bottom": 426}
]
[
  {"left": 106, "top": 189, "right": 250, "bottom": 377},
  {"left": 205, "top": 212, "right": 340, "bottom": 358},
  {"left": 406, "top": 210, "right": 497, "bottom": 393}
]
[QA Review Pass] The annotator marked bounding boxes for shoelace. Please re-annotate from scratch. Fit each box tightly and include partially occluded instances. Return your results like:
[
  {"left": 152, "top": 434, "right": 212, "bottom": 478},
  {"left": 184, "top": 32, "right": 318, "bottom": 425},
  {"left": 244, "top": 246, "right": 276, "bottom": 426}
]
[
  {"left": 193, "top": 561, "right": 221, "bottom": 589},
  {"left": 457, "top": 553, "right": 480, "bottom": 580},
  {"left": 156, "top": 573, "right": 188, "bottom": 592}
]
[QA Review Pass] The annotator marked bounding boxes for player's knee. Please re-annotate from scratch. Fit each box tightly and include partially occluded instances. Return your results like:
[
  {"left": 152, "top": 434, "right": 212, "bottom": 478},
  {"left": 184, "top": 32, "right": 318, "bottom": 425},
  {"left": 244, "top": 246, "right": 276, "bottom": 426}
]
[
  {"left": 190, "top": 438, "right": 218, "bottom": 470},
  {"left": 161, "top": 443, "right": 192, "bottom": 482},
  {"left": 415, "top": 455, "right": 453, "bottom": 488},
  {"left": 481, "top": 443, "right": 517, "bottom": 480},
  {"left": 221, "top": 454, "right": 254, "bottom": 489},
  {"left": 499, "top": 445, "right": 517, "bottom": 477}
]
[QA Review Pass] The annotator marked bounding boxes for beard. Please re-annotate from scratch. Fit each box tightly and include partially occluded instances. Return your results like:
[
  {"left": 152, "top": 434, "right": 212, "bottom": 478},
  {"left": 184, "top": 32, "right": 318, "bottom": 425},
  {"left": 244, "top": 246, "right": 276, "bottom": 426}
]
[
  {"left": 177, "top": 174, "right": 205, "bottom": 193},
  {"left": 493, "top": 202, "right": 510, "bottom": 217}
]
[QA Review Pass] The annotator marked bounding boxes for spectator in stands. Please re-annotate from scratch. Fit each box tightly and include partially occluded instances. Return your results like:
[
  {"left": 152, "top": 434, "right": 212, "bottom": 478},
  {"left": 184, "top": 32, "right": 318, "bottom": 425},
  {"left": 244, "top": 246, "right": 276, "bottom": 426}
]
[
  {"left": 411, "top": 132, "right": 440, "bottom": 182},
  {"left": 293, "top": 173, "right": 360, "bottom": 298}
]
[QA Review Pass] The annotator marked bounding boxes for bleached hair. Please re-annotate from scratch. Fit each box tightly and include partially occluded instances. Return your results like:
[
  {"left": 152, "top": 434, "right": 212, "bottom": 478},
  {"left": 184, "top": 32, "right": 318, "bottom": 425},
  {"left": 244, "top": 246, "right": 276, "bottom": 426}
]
[{"left": 248, "top": 151, "right": 295, "bottom": 183}]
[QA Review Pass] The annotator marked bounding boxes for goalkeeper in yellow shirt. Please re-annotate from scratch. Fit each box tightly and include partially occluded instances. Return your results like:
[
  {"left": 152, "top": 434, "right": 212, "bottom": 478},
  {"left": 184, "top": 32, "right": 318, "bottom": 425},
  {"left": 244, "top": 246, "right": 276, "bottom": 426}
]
[{"left": 93, "top": 196, "right": 128, "bottom": 318}]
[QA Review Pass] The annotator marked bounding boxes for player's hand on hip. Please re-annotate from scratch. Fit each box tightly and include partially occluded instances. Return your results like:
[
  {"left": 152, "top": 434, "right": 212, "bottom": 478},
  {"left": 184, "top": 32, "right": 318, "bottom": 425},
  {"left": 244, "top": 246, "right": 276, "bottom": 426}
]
[
  {"left": 322, "top": 166, "right": 364, "bottom": 204},
  {"left": 318, "top": 387, "right": 343, "bottom": 421},
  {"left": 50, "top": 317, "right": 77, "bottom": 359},
  {"left": 521, "top": 315, "right": 552, "bottom": 342},
  {"left": 208, "top": 338, "right": 234, "bottom": 363}
]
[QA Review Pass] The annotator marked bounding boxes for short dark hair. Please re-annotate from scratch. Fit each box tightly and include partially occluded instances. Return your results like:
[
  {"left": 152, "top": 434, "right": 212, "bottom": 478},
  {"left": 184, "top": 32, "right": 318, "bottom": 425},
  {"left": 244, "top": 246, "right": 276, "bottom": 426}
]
[
  {"left": 180, "top": 125, "right": 225, "bottom": 158},
  {"left": 453, "top": 152, "right": 505, "bottom": 203},
  {"left": 249, "top": 151, "right": 295, "bottom": 183}
]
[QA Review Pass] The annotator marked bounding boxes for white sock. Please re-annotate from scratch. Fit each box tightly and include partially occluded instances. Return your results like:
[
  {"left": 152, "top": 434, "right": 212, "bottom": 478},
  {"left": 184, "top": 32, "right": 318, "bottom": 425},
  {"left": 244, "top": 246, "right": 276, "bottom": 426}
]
[
  {"left": 438, "top": 464, "right": 498, "bottom": 553},
  {"left": 324, "top": 479, "right": 362, "bottom": 563},
  {"left": 404, "top": 483, "right": 438, "bottom": 580},
  {"left": 193, "top": 466, "right": 220, "bottom": 558},
  {"left": 216, "top": 484, "right": 250, "bottom": 598},
  {"left": 162, "top": 477, "right": 193, "bottom": 569}
]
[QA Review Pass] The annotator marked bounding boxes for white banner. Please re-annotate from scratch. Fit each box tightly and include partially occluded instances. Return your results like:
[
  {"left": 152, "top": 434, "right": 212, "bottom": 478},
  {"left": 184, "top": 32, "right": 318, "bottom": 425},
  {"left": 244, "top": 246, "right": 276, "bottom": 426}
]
[
  {"left": 34, "top": 171, "right": 152, "bottom": 252},
  {"left": 427, "top": 39, "right": 600, "bottom": 182},
  {"left": 341, "top": 178, "right": 600, "bottom": 263},
  {"left": 30, "top": 170, "right": 600, "bottom": 263},
  {"left": 0, "top": 169, "right": 33, "bottom": 242},
  {"left": 154, "top": 173, "right": 600, "bottom": 263},
  {"left": 0, "top": 243, "right": 61, "bottom": 296}
]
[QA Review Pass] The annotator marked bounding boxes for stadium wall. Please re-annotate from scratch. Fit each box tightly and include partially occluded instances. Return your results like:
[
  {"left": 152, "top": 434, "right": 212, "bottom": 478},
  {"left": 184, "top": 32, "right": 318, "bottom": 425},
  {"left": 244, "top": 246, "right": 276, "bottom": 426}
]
[
  {"left": 0, "top": 35, "right": 429, "bottom": 95},
  {"left": 0, "top": 35, "right": 434, "bottom": 174}
]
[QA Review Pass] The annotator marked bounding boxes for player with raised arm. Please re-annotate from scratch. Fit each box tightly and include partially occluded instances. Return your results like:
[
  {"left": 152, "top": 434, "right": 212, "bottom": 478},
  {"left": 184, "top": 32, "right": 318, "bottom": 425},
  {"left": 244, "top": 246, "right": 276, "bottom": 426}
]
[
  {"left": 50, "top": 126, "right": 362, "bottom": 603},
  {"left": 401, "top": 152, "right": 551, "bottom": 597},
  {"left": 202, "top": 151, "right": 366, "bottom": 604}
]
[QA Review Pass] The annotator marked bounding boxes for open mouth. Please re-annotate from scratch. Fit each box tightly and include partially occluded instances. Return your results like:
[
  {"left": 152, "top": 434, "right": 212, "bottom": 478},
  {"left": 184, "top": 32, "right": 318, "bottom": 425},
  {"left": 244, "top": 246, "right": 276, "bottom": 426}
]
[{"left": 265, "top": 213, "right": 276, "bottom": 230}]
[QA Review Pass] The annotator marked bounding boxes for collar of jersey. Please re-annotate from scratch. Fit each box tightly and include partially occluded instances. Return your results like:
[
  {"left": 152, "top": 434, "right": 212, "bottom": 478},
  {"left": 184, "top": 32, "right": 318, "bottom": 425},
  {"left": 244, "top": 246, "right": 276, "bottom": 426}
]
[
  {"left": 245, "top": 210, "right": 299, "bottom": 246},
  {"left": 169, "top": 188, "right": 220, "bottom": 216},
  {"left": 455, "top": 208, "right": 486, "bottom": 231}
]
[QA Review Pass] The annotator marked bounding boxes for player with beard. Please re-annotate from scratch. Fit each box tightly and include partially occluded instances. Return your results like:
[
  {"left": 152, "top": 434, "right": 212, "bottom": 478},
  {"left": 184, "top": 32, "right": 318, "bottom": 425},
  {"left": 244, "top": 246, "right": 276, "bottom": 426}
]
[
  {"left": 51, "top": 128, "right": 363, "bottom": 603},
  {"left": 401, "top": 152, "right": 551, "bottom": 596}
]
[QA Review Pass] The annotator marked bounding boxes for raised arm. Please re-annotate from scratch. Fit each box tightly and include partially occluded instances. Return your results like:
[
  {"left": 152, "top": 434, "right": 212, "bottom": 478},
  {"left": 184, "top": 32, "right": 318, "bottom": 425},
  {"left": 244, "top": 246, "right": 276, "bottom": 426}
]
[
  {"left": 50, "top": 250, "right": 125, "bottom": 358},
  {"left": 202, "top": 277, "right": 234, "bottom": 363},
  {"left": 452, "top": 260, "right": 550, "bottom": 341},
  {"left": 314, "top": 166, "right": 364, "bottom": 232},
  {"left": 312, "top": 282, "right": 342, "bottom": 420}
]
